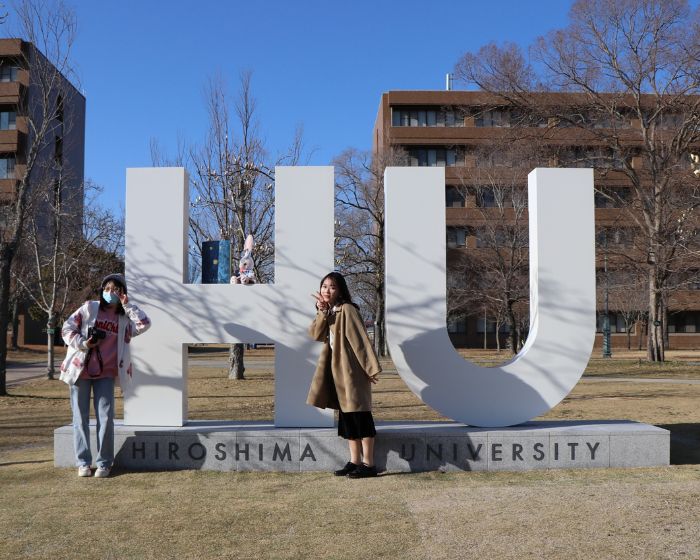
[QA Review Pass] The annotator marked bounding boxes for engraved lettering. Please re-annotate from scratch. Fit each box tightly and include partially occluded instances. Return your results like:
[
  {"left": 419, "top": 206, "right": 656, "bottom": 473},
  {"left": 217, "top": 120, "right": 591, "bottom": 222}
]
[
  {"left": 533, "top": 442, "right": 545, "bottom": 461},
  {"left": 132, "top": 441, "right": 145, "bottom": 460},
  {"left": 467, "top": 443, "right": 483, "bottom": 461},
  {"left": 189, "top": 442, "right": 206, "bottom": 461},
  {"left": 235, "top": 443, "right": 250, "bottom": 461},
  {"left": 300, "top": 443, "right": 316, "bottom": 462},
  {"left": 215, "top": 443, "right": 227, "bottom": 461},
  {"left": 587, "top": 441, "right": 600, "bottom": 460},
  {"left": 427, "top": 443, "right": 443, "bottom": 461},
  {"left": 512, "top": 443, "right": 524, "bottom": 461},
  {"left": 273, "top": 443, "right": 292, "bottom": 462},
  {"left": 492, "top": 443, "right": 503, "bottom": 461}
]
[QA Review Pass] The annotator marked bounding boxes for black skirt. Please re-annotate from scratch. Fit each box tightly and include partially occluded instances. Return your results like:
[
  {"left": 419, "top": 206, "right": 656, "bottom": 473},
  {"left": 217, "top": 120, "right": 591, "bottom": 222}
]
[{"left": 338, "top": 410, "right": 376, "bottom": 439}]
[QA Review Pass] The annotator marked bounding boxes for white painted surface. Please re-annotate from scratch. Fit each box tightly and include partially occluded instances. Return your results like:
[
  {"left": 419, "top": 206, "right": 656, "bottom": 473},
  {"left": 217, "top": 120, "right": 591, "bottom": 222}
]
[
  {"left": 124, "top": 167, "right": 334, "bottom": 427},
  {"left": 384, "top": 167, "right": 596, "bottom": 427}
]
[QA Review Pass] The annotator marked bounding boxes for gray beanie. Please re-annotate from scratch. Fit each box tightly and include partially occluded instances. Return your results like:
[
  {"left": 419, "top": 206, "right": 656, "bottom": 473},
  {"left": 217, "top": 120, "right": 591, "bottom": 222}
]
[{"left": 101, "top": 273, "right": 127, "bottom": 294}]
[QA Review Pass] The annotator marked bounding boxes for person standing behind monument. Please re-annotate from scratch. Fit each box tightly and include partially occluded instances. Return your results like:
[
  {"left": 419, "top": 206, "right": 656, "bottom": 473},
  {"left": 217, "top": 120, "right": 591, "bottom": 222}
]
[
  {"left": 307, "top": 271, "right": 381, "bottom": 478},
  {"left": 60, "top": 273, "right": 151, "bottom": 478}
]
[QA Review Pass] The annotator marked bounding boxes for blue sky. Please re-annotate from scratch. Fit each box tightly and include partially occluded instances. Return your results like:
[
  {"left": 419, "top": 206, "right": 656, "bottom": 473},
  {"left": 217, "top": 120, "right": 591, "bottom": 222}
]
[{"left": 9, "top": 0, "right": 576, "bottom": 210}]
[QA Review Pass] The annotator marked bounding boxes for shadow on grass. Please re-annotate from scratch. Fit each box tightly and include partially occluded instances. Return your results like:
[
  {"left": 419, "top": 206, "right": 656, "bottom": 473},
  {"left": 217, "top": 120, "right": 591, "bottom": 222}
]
[
  {"left": 565, "top": 391, "right": 682, "bottom": 401},
  {"left": 188, "top": 394, "right": 273, "bottom": 400},
  {"left": 0, "top": 459, "right": 52, "bottom": 467},
  {"left": 376, "top": 470, "right": 415, "bottom": 477},
  {"left": 3, "top": 393, "right": 66, "bottom": 401},
  {"left": 658, "top": 423, "right": 700, "bottom": 465}
]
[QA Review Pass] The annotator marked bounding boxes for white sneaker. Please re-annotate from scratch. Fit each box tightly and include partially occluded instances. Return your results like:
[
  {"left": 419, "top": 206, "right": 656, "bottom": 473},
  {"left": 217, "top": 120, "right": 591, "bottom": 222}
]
[
  {"left": 78, "top": 465, "right": 92, "bottom": 477},
  {"left": 94, "top": 467, "right": 111, "bottom": 478}
]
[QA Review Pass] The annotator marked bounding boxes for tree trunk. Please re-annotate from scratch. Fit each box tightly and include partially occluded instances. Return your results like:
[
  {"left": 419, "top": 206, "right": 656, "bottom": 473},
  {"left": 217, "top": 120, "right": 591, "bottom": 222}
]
[
  {"left": 46, "top": 313, "right": 56, "bottom": 380},
  {"left": 0, "top": 249, "right": 13, "bottom": 396},
  {"left": 626, "top": 326, "right": 631, "bottom": 351},
  {"left": 374, "top": 280, "right": 386, "bottom": 357},
  {"left": 10, "top": 296, "right": 19, "bottom": 350},
  {"left": 228, "top": 343, "right": 245, "bottom": 380},
  {"left": 507, "top": 305, "right": 518, "bottom": 353},
  {"left": 647, "top": 270, "right": 664, "bottom": 362}
]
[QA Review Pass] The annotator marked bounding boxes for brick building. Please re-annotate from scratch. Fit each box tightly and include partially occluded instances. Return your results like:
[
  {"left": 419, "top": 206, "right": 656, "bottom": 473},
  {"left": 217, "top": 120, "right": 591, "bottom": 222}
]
[
  {"left": 373, "top": 90, "right": 700, "bottom": 350},
  {"left": 1, "top": 38, "right": 85, "bottom": 346}
]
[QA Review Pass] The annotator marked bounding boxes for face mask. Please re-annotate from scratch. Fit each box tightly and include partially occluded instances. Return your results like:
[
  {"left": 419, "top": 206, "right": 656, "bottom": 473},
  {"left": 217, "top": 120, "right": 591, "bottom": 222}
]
[{"left": 102, "top": 291, "right": 120, "bottom": 304}]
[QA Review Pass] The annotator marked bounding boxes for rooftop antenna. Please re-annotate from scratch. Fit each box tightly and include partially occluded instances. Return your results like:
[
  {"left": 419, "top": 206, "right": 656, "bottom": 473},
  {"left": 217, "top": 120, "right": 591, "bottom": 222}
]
[{"left": 445, "top": 73, "right": 453, "bottom": 91}]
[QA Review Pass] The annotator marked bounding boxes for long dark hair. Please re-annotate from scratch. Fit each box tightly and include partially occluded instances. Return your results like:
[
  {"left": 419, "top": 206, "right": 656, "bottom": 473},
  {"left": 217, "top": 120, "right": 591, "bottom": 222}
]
[{"left": 320, "top": 271, "right": 359, "bottom": 309}]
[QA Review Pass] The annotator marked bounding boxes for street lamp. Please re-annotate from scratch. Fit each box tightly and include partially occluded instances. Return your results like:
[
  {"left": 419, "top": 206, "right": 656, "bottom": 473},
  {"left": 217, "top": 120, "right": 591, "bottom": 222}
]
[{"left": 602, "top": 229, "right": 612, "bottom": 358}]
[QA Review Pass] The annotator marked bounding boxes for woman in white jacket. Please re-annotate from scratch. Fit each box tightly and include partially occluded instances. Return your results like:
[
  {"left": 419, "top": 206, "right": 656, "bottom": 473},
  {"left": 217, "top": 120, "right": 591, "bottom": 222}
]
[{"left": 60, "top": 273, "right": 151, "bottom": 478}]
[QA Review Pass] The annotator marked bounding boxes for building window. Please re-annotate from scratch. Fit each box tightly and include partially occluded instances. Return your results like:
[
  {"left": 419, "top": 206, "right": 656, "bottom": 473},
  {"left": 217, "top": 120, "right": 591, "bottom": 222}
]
[
  {"left": 447, "top": 318, "right": 467, "bottom": 334},
  {"left": 447, "top": 227, "right": 467, "bottom": 248},
  {"left": 668, "top": 311, "right": 700, "bottom": 333},
  {"left": 54, "top": 135, "right": 63, "bottom": 165},
  {"left": 0, "top": 65, "right": 18, "bottom": 82},
  {"left": 595, "top": 186, "right": 632, "bottom": 208},
  {"left": 475, "top": 227, "right": 526, "bottom": 248},
  {"left": 392, "top": 107, "right": 462, "bottom": 127},
  {"left": 474, "top": 150, "right": 513, "bottom": 168},
  {"left": 475, "top": 189, "right": 496, "bottom": 208},
  {"left": 475, "top": 109, "right": 510, "bottom": 127},
  {"left": 596, "top": 227, "right": 635, "bottom": 248},
  {"left": 446, "top": 186, "right": 465, "bottom": 208},
  {"left": 0, "top": 111, "right": 16, "bottom": 130},
  {"left": 0, "top": 156, "right": 15, "bottom": 179},
  {"left": 408, "top": 147, "right": 456, "bottom": 167},
  {"left": 596, "top": 312, "right": 632, "bottom": 333},
  {"left": 476, "top": 319, "right": 510, "bottom": 333}
]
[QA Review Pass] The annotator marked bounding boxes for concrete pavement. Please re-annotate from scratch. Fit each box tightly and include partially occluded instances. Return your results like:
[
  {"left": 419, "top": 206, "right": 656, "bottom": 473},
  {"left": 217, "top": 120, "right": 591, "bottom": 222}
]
[
  {"left": 8, "top": 356, "right": 700, "bottom": 386},
  {"left": 6, "top": 361, "right": 52, "bottom": 386}
]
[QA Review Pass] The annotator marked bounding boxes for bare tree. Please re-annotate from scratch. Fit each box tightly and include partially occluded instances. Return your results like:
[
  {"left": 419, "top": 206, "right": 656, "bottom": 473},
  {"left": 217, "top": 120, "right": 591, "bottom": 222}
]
[
  {"left": 0, "top": 0, "right": 78, "bottom": 394},
  {"left": 454, "top": 0, "right": 700, "bottom": 361},
  {"left": 599, "top": 265, "right": 648, "bottom": 350},
  {"left": 154, "top": 71, "right": 304, "bottom": 379},
  {"left": 13, "top": 180, "right": 123, "bottom": 377},
  {"left": 448, "top": 140, "right": 533, "bottom": 353},
  {"left": 333, "top": 147, "right": 408, "bottom": 356}
]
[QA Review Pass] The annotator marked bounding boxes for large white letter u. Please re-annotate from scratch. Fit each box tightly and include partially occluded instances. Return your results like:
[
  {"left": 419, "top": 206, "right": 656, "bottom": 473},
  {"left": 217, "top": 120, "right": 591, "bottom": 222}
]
[{"left": 384, "top": 167, "right": 596, "bottom": 427}]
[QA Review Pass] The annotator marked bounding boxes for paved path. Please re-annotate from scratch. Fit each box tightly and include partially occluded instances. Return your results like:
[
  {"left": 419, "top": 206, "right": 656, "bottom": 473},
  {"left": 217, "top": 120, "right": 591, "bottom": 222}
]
[
  {"left": 580, "top": 376, "right": 700, "bottom": 385},
  {"left": 6, "top": 362, "right": 51, "bottom": 386},
  {"left": 8, "top": 358, "right": 700, "bottom": 386}
]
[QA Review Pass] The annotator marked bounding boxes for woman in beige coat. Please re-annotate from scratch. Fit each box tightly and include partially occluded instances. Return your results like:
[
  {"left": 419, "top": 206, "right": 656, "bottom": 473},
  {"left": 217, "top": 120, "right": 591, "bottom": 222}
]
[{"left": 307, "top": 272, "right": 381, "bottom": 478}]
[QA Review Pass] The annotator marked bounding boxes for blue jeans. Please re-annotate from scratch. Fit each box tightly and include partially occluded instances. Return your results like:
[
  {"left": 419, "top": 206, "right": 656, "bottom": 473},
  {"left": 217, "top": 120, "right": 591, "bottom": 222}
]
[{"left": 70, "top": 377, "right": 115, "bottom": 469}]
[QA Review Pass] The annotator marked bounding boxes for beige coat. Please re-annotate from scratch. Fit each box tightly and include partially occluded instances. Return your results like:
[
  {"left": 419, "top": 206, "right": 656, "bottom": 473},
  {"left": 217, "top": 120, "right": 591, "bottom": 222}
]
[{"left": 306, "top": 303, "right": 381, "bottom": 412}]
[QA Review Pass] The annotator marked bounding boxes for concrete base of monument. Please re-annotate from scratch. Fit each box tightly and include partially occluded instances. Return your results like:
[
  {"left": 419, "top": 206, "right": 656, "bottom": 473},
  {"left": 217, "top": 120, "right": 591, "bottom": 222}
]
[{"left": 54, "top": 420, "right": 670, "bottom": 473}]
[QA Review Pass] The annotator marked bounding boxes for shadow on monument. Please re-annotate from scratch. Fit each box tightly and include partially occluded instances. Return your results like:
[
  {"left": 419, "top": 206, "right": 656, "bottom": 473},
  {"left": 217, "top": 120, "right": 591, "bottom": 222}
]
[{"left": 658, "top": 423, "right": 700, "bottom": 465}]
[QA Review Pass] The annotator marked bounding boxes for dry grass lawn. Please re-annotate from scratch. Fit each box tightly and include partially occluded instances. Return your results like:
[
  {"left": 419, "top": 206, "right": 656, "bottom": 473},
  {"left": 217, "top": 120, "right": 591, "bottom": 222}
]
[{"left": 2, "top": 347, "right": 700, "bottom": 559}]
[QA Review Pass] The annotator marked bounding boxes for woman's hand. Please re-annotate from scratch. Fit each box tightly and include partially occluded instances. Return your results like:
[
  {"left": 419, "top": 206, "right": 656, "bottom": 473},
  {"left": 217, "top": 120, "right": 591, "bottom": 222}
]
[
  {"left": 368, "top": 375, "right": 378, "bottom": 385},
  {"left": 312, "top": 292, "right": 329, "bottom": 313},
  {"left": 119, "top": 293, "right": 129, "bottom": 306}
]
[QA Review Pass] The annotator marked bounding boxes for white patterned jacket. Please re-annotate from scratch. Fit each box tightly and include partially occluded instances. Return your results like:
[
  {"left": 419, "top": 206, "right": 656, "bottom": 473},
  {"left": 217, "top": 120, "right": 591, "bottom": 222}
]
[{"left": 59, "top": 300, "right": 151, "bottom": 386}]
